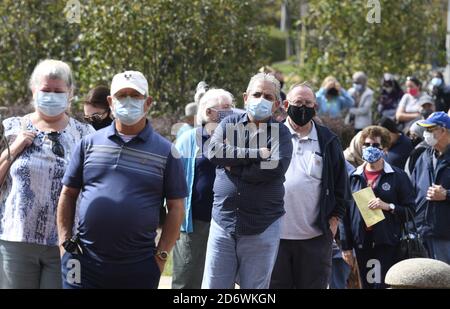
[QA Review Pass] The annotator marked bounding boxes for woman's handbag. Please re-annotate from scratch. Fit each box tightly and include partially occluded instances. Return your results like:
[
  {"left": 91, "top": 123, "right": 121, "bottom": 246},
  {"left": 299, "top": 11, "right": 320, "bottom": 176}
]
[{"left": 398, "top": 207, "right": 429, "bottom": 260}]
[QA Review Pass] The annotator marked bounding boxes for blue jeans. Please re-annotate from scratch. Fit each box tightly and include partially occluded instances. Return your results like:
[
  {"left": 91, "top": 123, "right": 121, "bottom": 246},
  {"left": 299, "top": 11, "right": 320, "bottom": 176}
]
[
  {"left": 330, "top": 258, "right": 351, "bottom": 289},
  {"left": 202, "top": 218, "right": 281, "bottom": 289},
  {"left": 424, "top": 237, "right": 450, "bottom": 264}
]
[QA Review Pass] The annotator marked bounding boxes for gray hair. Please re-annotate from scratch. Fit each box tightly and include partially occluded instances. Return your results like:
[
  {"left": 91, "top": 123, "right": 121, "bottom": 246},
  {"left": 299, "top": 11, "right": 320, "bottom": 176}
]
[
  {"left": 197, "top": 88, "right": 234, "bottom": 125},
  {"left": 288, "top": 82, "right": 317, "bottom": 100},
  {"left": 29, "top": 59, "right": 74, "bottom": 92},
  {"left": 246, "top": 72, "right": 281, "bottom": 103},
  {"left": 353, "top": 71, "right": 368, "bottom": 85}
]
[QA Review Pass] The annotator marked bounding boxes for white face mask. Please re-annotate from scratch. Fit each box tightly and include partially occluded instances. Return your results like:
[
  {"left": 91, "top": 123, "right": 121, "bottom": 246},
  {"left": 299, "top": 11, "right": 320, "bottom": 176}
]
[
  {"left": 112, "top": 96, "right": 146, "bottom": 126},
  {"left": 423, "top": 130, "right": 438, "bottom": 147},
  {"left": 35, "top": 91, "right": 69, "bottom": 117}
]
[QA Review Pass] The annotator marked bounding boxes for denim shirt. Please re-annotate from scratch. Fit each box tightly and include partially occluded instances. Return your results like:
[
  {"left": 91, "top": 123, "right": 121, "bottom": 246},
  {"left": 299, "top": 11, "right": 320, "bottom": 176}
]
[{"left": 207, "top": 113, "right": 293, "bottom": 235}]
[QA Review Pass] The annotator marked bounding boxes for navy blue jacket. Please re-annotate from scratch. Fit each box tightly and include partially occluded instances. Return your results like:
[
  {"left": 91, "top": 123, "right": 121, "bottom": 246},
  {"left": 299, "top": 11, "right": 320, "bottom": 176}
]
[
  {"left": 385, "top": 133, "right": 413, "bottom": 169},
  {"left": 340, "top": 162, "right": 416, "bottom": 250},
  {"left": 412, "top": 146, "right": 450, "bottom": 240},
  {"left": 313, "top": 121, "right": 352, "bottom": 232}
]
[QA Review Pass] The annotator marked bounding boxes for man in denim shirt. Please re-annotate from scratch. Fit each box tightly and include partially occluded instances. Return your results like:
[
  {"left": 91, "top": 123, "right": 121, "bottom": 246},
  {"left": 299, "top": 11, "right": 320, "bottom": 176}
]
[{"left": 202, "top": 73, "right": 292, "bottom": 289}]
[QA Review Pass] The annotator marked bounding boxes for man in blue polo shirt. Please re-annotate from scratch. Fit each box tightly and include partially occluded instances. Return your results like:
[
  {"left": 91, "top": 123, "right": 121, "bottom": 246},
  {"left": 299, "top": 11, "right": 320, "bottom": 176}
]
[{"left": 57, "top": 70, "right": 187, "bottom": 288}]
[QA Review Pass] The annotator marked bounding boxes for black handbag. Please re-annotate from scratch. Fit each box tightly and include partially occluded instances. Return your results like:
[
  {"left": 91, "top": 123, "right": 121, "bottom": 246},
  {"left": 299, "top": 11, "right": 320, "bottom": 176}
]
[{"left": 398, "top": 208, "right": 429, "bottom": 260}]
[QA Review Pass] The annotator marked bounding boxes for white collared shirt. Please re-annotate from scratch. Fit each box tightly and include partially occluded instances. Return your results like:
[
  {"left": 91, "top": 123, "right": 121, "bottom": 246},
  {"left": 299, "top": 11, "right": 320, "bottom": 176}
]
[{"left": 281, "top": 119, "right": 323, "bottom": 240}]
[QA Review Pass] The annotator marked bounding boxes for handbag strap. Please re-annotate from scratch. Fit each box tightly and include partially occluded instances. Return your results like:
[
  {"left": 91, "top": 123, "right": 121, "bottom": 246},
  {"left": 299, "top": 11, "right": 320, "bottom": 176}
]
[{"left": 402, "top": 206, "right": 420, "bottom": 236}]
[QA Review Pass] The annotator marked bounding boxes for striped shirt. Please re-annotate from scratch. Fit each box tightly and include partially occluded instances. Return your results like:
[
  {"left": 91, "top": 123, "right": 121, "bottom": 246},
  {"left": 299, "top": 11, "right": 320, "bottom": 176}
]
[{"left": 62, "top": 120, "right": 188, "bottom": 263}]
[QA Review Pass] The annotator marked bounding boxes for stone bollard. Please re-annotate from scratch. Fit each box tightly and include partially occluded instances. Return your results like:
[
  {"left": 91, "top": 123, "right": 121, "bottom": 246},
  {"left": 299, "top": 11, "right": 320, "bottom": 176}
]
[{"left": 385, "top": 258, "right": 450, "bottom": 289}]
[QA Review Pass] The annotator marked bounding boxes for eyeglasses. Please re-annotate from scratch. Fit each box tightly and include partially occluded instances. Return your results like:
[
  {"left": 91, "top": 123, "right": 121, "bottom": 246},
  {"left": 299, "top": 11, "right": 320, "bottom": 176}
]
[
  {"left": 362, "top": 142, "right": 382, "bottom": 149},
  {"left": 288, "top": 100, "right": 315, "bottom": 107},
  {"left": 47, "top": 132, "right": 65, "bottom": 158},
  {"left": 84, "top": 110, "right": 108, "bottom": 122},
  {"left": 425, "top": 126, "right": 441, "bottom": 133}
]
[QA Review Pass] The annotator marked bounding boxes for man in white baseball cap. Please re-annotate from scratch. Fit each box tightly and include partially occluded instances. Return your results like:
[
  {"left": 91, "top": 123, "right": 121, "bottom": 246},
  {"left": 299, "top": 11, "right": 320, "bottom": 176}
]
[
  {"left": 58, "top": 70, "right": 187, "bottom": 288},
  {"left": 110, "top": 70, "right": 149, "bottom": 97}
]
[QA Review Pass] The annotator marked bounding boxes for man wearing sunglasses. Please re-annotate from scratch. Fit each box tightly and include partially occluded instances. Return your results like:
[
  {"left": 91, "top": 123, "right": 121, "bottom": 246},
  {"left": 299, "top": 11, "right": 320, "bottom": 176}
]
[
  {"left": 412, "top": 111, "right": 450, "bottom": 264},
  {"left": 57, "top": 70, "right": 188, "bottom": 288}
]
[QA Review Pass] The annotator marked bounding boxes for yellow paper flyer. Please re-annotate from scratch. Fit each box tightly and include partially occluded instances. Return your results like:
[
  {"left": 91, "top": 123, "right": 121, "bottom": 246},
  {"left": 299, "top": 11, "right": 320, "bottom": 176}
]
[{"left": 352, "top": 187, "right": 385, "bottom": 227}]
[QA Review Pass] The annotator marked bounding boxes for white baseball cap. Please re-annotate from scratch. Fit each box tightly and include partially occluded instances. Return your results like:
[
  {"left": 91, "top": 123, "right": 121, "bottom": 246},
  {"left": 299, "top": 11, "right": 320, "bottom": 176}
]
[{"left": 110, "top": 70, "right": 148, "bottom": 96}]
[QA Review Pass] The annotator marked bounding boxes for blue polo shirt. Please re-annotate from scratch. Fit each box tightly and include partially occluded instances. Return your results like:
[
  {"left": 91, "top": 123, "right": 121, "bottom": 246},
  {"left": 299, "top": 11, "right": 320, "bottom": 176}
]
[{"left": 62, "top": 120, "right": 188, "bottom": 264}]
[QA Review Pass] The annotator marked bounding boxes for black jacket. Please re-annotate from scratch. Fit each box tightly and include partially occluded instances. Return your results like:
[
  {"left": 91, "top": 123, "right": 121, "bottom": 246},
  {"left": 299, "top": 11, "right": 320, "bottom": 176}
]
[{"left": 314, "top": 121, "right": 352, "bottom": 233}]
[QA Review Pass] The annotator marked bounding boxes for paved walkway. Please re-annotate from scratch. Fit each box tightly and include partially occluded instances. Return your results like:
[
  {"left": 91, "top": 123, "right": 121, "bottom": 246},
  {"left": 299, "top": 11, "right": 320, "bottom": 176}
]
[{"left": 158, "top": 276, "right": 172, "bottom": 289}]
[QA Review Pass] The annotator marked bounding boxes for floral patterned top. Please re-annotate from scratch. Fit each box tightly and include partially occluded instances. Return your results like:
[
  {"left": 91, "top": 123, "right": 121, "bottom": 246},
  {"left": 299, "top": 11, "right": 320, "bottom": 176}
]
[{"left": 0, "top": 115, "right": 94, "bottom": 246}]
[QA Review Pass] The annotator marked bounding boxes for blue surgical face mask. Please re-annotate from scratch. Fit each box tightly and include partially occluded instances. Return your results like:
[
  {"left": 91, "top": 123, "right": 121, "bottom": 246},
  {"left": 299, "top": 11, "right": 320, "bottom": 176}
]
[
  {"left": 246, "top": 97, "right": 273, "bottom": 121},
  {"left": 35, "top": 91, "right": 69, "bottom": 117},
  {"left": 112, "top": 96, "right": 146, "bottom": 126},
  {"left": 431, "top": 77, "right": 443, "bottom": 88},
  {"left": 215, "top": 109, "right": 234, "bottom": 123},
  {"left": 362, "top": 146, "right": 384, "bottom": 164},
  {"left": 353, "top": 83, "right": 363, "bottom": 92}
]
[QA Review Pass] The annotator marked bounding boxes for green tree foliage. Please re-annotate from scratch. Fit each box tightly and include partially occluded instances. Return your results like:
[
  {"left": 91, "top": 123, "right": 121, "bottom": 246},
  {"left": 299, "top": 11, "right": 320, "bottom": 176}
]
[
  {"left": 298, "top": 0, "right": 446, "bottom": 88},
  {"left": 0, "top": 0, "right": 267, "bottom": 115}
]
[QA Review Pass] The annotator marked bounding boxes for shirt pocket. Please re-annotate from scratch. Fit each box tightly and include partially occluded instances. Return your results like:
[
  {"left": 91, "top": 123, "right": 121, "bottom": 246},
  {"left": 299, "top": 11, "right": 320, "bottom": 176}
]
[{"left": 308, "top": 152, "right": 323, "bottom": 180}]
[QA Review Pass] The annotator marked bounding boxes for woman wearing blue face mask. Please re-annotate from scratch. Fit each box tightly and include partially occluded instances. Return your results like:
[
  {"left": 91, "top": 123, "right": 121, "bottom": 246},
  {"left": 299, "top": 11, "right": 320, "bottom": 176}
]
[
  {"left": 339, "top": 126, "right": 416, "bottom": 289},
  {"left": 0, "top": 59, "right": 94, "bottom": 289},
  {"left": 172, "top": 88, "right": 234, "bottom": 289}
]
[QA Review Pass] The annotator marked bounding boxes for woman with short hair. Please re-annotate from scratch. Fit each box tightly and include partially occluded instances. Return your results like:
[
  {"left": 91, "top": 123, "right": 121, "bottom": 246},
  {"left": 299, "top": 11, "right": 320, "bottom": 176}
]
[
  {"left": 340, "top": 126, "right": 416, "bottom": 289},
  {"left": 0, "top": 59, "right": 94, "bottom": 288}
]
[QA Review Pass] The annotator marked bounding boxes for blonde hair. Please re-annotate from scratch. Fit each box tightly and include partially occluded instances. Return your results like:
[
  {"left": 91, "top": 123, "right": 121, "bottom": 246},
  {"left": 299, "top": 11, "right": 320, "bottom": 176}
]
[{"left": 321, "top": 76, "right": 338, "bottom": 89}]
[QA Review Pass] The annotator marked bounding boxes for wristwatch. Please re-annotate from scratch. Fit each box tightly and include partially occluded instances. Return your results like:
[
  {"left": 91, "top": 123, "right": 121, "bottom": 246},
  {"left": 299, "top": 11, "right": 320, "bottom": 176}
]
[
  {"left": 155, "top": 249, "right": 169, "bottom": 261},
  {"left": 62, "top": 235, "right": 79, "bottom": 254},
  {"left": 389, "top": 203, "right": 396, "bottom": 213}
]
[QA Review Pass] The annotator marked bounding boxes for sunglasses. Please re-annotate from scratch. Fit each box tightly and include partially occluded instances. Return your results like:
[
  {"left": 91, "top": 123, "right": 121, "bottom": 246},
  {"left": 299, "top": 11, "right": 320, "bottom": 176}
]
[
  {"left": 47, "top": 132, "right": 65, "bottom": 158},
  {"left": 362, "top": 142, "right": 382, "bottom": 149},
  {"left": 84, "top": 110, "right": 108, "bottom": 122}
]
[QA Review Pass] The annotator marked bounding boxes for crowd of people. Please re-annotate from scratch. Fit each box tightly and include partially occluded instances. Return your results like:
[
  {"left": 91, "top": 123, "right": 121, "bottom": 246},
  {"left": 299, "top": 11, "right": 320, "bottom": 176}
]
[{"left": 0, "top": 58, "right": 449, "bottom": 289}]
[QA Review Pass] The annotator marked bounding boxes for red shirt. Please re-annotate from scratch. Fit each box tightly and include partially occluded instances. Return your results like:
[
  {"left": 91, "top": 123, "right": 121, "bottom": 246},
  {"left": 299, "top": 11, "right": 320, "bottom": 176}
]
[
  {"left": 364, "top": 168, "right": 382, "bottom": 188},
  {"left": 363, "top": 168, "right": 382, "bottom": 231}
]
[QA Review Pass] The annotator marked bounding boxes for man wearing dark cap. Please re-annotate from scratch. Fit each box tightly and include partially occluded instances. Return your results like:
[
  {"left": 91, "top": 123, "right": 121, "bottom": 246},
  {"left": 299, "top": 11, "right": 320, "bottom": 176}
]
[
  {"left": 412, "top": 111, "right": 450, "bottom": 264},
  {"left": 377, "top": 117, "right": 413, "bottom": 169}
]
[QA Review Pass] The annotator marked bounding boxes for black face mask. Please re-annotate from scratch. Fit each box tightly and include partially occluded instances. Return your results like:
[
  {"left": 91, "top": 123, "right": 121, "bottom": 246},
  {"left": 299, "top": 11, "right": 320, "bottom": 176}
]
[
  {"left": 89, "top": 114, "right": 113, "bottom": 130},
  {"left": 287, "top": 105, "right": 316, "bottom": 127},
  {"left": 421, "top": 109, "right": 433, "bottom": 120},
  {"left": 327, "top": 88, "right": 339, "bottom": 97}
]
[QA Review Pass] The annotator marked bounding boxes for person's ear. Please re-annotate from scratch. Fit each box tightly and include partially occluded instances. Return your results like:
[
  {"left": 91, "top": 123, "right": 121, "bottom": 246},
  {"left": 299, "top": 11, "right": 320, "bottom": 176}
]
[
  {"left": 272, "top": 100, "right": 280, "bottom": 113},
  {"left": 107, "top": 96, "right": 113, "bottom": 109},
  {"left": 283, "top": 99, "right": 289, "bottom": 110},
  {"left": 144, "top": 96, "right": 153, "bottom": 113},
  {"left": 243, "top": 92, "right": 248, "bottom": 103}
]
